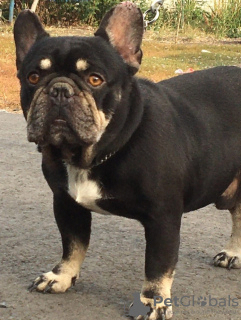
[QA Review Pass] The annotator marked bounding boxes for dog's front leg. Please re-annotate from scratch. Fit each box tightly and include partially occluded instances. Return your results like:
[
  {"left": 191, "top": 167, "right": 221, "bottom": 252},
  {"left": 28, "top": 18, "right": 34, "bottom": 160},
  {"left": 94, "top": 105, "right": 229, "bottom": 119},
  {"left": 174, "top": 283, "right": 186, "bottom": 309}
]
[
  {"left": 29, "top": 148, "right": 92, "bottom": 293},
  {"left": 29, "top": 191, "right": 91, "bottom": 293},
  {"left": 136, "top": 214, "right": 181, "bottom": 320}
]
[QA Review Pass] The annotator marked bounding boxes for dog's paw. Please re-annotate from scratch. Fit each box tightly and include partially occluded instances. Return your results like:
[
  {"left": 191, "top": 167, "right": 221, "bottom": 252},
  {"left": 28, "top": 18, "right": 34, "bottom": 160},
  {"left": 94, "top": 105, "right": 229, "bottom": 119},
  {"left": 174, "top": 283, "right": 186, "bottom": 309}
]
[
  {"left": 134, "top": 307, "right": 172, "bottom": 320},
  {"left": 28, "top": 270, "right": 78, "bottom": 293},
  {"left": 213, "top": 250, "right": 241, "bottom": 269},
  {"left": 128, "top": 298, "right": 173, "bottom": 320}
]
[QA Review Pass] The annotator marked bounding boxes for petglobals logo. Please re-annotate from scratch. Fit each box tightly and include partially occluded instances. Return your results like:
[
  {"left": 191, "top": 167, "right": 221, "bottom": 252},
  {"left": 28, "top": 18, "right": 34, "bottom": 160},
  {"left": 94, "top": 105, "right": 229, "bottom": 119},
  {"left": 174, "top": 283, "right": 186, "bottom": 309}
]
[
  {"left": 153, "top": 295, "right": 239, "bottom": 308},
  {"left": 124, "top": 293, "right": 239, "bottom": 318}
]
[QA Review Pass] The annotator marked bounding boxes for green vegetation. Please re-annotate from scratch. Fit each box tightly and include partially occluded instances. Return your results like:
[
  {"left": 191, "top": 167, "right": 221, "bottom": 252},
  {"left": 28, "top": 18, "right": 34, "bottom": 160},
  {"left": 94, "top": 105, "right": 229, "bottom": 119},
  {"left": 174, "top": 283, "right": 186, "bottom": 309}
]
[{"left": 151, "top": 0, "right": 241, "bottom": 38}]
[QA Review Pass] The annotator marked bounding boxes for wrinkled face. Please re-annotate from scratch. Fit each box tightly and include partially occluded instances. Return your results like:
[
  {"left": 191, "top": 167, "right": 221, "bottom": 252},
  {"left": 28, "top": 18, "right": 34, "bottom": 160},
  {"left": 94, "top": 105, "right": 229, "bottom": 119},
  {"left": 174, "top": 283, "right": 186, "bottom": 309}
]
[{"left": 19, "top": 36, "right": 127, "bottom": 151}]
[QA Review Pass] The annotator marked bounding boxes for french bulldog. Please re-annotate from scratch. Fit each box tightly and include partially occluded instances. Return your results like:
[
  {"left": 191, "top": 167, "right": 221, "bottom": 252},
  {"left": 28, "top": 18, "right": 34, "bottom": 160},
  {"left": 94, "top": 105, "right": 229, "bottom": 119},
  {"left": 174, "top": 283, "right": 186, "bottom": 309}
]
[{"left": 14, "top": 2, "right": 241, "bottom": 319}]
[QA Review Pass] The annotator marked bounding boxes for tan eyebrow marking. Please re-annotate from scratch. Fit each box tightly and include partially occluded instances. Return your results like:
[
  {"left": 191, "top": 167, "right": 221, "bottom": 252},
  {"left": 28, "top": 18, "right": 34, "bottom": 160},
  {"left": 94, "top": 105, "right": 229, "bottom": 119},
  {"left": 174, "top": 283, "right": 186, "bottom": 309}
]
[
  {"left": 76, "top": 59, "right": 89, "bottom": 71},
  {"left": 39, "top": 58, "right": 52, "bottom": 70}
]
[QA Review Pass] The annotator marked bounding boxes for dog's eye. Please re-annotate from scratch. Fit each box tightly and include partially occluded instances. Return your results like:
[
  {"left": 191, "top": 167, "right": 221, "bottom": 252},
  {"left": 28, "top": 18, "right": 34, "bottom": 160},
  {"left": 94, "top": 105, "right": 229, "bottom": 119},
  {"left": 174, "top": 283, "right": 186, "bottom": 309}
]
[
  {"left": 87, "top": 74, "right": 104, "bottom": 87},
  {"left": 28, "top": 73, "right": 40, "bottom": 85}
]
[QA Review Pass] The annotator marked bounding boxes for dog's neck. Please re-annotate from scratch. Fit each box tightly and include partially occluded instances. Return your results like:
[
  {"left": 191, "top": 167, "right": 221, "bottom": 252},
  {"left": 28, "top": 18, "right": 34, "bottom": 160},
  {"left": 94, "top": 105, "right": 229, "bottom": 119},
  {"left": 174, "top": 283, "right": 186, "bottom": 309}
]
[{"left": 91, "top": 80, "right": 144, "bottom": 168}]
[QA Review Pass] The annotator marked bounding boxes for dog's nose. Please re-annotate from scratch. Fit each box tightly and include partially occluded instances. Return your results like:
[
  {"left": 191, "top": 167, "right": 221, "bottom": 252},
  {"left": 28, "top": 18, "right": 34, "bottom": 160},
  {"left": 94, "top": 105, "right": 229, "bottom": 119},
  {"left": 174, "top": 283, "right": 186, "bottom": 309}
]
[{"left": 49, "top": 82, "right": 74, "bottom": 102}]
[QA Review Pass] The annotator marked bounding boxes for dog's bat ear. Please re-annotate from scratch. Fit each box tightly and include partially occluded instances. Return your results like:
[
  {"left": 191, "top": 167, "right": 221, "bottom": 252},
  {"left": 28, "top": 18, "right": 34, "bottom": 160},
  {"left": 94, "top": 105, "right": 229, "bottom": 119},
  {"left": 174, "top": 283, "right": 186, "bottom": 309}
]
[
  {"left": 14, "top": 10, "right": 49, "bottom": 71},
  {"left": 95, "top": 1, "right": 144, "bottom": 74}
]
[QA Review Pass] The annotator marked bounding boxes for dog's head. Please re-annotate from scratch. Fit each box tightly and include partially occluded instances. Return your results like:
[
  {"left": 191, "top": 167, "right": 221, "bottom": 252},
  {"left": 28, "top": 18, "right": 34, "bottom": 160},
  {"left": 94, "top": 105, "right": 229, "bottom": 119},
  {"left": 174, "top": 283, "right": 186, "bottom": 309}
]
[{"left": 14, "top": 2, "right": 143, "bottom": 167}]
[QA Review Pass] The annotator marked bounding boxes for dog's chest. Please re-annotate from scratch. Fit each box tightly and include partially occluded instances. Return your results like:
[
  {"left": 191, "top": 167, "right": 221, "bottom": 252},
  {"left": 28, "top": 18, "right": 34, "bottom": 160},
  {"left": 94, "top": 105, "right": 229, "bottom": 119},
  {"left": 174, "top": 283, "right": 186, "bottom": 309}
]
[{"left": 66, "top": 164, "right": 111, "bottom": 215}]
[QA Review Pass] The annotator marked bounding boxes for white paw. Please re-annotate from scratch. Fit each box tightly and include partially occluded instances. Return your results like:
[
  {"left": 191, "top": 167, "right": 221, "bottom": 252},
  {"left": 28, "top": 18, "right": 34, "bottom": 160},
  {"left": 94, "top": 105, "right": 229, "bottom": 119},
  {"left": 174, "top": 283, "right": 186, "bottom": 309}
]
[
  {"left": 213, "top": 250, "right": 241, "bottom": 269},
  {"left": 134, "top": 307, "right": 172, "bottom": 320},
  {"left": 28, "top": 270, "right": 78, "bottom": 293},
  {"left": 130, "top": 295, "right": 173, "bottom": 320}
]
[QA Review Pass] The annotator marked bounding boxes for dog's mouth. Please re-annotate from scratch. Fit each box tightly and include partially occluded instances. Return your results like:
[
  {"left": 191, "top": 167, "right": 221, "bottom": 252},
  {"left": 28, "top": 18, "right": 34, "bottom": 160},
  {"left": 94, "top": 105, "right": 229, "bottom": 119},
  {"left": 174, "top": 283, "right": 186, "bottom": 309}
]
[
  {"left": 52, "top": 118, "right": 67, "bottom": 126},
  {"left": 31, "top": 111, "right": 97, "bottom": 168},
  {"left": 28, "top": 108, "right": 79, "bottom": 146}
]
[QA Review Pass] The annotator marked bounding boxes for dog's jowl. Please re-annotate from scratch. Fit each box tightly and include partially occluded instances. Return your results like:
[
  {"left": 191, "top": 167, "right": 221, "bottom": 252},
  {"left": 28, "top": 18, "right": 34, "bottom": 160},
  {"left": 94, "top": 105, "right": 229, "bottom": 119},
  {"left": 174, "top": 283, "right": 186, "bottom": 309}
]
[{"left": 14, "top": 2, "right": 241, "bottom": 319}]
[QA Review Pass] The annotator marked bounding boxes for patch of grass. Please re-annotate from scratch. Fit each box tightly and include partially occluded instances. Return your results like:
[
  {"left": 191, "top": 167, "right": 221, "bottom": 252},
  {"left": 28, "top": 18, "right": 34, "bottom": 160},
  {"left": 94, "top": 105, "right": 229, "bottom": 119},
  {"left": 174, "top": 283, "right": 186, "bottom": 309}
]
[
  {"left": 0, "top": 26, "right": 240, "bottom": 111},
  {"left": 140, "top": 38, "right": 241, "bottom": 81}
]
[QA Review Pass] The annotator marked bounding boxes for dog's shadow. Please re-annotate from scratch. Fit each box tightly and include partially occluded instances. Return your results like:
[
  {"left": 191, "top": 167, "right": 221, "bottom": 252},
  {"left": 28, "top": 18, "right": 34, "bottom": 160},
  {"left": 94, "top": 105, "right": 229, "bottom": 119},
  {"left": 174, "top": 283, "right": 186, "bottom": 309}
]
[{"left": 73, "top": 278, "right": 141, "bottom": 316}]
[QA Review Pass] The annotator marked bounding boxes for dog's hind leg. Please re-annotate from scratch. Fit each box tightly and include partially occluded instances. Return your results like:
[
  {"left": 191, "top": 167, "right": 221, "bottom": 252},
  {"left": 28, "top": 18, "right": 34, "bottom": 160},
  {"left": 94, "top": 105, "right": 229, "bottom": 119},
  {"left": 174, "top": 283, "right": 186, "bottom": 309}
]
[
  {"left": 132, "top": 209, "right": 182, "bottom": 320},
  {"left": 214, "top": 203, "right": 241, "bottom": 269}
]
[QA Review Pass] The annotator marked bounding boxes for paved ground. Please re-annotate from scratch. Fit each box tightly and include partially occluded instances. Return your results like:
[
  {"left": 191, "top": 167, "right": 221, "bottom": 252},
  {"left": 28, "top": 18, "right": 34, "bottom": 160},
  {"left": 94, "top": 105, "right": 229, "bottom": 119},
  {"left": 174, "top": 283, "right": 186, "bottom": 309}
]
[{"left": 0, "top": 111, "right": 241, "bottom": 320}]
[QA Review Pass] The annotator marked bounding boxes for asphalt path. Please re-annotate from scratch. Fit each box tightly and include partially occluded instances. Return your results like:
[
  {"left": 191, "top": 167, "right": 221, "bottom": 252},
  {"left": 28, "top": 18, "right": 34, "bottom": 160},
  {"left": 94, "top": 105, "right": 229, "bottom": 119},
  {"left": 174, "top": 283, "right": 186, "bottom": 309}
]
[{"left": 0, "top": 111, "right": 241, "bottom": 320}]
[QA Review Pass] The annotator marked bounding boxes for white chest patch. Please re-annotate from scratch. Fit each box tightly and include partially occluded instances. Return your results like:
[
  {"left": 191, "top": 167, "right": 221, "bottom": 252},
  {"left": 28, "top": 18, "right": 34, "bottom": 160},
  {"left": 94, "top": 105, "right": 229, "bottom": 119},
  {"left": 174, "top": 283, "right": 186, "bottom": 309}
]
[{"left": 66, "top": 165, "right": 111, "bottom": 215}]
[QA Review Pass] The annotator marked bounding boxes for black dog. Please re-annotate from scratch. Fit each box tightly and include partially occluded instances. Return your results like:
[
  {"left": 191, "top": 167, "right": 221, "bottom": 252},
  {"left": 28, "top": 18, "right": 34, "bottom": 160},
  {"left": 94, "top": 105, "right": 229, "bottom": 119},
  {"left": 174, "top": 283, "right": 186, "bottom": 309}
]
[{"left": 14, "top": 2, "right": 241, "bottom": 319}]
